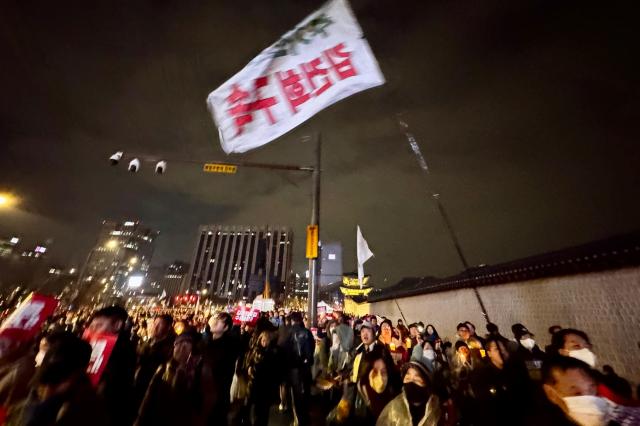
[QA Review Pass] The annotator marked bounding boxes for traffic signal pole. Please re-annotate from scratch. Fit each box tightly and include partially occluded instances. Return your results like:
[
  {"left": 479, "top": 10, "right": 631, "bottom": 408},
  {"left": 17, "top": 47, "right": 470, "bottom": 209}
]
[
  {"left": 111, "top": 138, "right": 322, "bottom": 324},
  {"left": 308, "top": 134, "right": 321, "bottom": 328}
]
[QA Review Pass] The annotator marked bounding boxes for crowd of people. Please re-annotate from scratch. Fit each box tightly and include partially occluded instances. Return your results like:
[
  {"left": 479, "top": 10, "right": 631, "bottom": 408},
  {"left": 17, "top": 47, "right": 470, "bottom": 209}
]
[{"left": 0, "top": 303, "right": 639, "bottom": 426}]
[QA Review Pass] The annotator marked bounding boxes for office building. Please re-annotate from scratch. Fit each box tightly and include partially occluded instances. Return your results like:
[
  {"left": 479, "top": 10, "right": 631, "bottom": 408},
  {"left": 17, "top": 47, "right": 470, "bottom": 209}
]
[
  {"left": 186, "top": 225, "right": 293, "bottom": 302},
  {"left": 319, "top": 241, "right": 343, "bottom": 286},
  {"left": 0, "top": 236, "right": 20, "bottom": 258},
  {"left": 77, "top": 220, "right": 158, "bottom": 302},
  {"left": 0, "top": 238, "right": 51, "bottom": 292},
  {"left": 161, "top": 261, "right": 189, "bottom": 298}
]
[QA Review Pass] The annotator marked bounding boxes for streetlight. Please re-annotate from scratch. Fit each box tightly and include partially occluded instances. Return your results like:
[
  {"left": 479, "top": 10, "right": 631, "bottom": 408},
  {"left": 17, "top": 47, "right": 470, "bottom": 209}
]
[
  {"left": 105, "top": 239, "right": 118, "bottom": 250},
  {"left": 128, "top": 275, "right": 144, "bottom": 288},
  {"left": 0, "top": 192, "right": 18, "bottom": 209}
]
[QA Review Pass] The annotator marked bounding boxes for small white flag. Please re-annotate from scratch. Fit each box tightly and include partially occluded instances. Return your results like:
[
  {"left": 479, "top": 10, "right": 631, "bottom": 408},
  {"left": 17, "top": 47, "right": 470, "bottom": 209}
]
[
  {"left": 357, "top": 225, "right": 373, "bottom": 288},
  {"left": 160, "top": 290, "right": 167, "bottom": 300}
]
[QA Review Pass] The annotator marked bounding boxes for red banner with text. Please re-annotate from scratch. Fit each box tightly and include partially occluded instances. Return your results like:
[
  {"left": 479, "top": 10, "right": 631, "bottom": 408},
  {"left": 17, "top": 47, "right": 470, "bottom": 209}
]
[
  {"left": 82, "top": 329, "right": 118, "bottom": 387},
  {"left": 0, "top": 293, "right": 58, "bottom": 344},
  {"left": 233, "top": 307, "right": 261, "bottom": 326}
]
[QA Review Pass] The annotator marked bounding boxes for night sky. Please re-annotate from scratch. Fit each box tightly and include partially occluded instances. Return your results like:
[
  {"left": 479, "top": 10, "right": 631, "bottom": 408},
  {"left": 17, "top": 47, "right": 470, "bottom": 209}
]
[{"left": 1, "top": 0, "right": 638, "bottom": 286}]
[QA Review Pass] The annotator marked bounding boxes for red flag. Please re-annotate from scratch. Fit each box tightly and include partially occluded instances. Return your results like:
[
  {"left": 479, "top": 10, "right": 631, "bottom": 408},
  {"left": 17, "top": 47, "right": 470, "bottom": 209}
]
[
  {"left": 82, "top": 329, "right": 118, "bottom": 387},
  {"left": 0, "top": 293, "right": 58, "bottom": 344}
]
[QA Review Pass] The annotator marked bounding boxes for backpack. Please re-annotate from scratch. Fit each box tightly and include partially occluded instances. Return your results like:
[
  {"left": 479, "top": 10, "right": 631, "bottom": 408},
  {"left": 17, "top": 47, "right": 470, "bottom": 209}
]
[{"left": 291, "top": 327, "right": 314, "bottom": 367}]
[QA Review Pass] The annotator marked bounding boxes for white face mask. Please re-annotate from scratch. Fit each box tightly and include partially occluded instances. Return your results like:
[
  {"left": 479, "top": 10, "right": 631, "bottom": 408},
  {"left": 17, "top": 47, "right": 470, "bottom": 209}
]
[
  {"left": 569, "top": 348, "right": 597, "bottom": 368},
  {"left": 520, "top": 338, "right": 536, "bottom": 350},
  {"left": 35, "top": 350, "right": 46, "bottom": 367},
  {"left": 423, "top": 349, "right": 436, "bottom": 361},
  {"left": 562, "top": 395, "right": 610, "bottom": 426}
]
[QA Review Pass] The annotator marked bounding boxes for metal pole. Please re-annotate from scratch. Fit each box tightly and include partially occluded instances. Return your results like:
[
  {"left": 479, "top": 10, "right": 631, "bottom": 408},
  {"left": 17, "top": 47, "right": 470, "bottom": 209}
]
[
  {"left": 308, "top": 134, "right": 321, "bottom": 327},
  {"left": 393, "top": 298, "right": 407, "bottom": 323},
  {"left": 119, "top": 153, "right": 315, "bottom": 173},
  {"left": 397, "top": 115, "right": 490, "bottom": 323},
  {"left": 433, "top": 194, "right": 490, "bottom": 323}
]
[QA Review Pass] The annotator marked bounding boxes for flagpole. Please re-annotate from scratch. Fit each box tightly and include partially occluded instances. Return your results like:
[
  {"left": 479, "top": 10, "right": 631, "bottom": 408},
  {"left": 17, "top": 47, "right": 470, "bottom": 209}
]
[
  {"left": 397, "top": 115, "right": 491, "bottom": 323},
  {"left": 308, "top": 133, "right": 321, "bottom": 328}
]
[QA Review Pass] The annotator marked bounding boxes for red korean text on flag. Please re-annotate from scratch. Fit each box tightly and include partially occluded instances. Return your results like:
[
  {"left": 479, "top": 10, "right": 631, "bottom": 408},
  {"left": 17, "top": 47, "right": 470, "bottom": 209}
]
[{"left": 207, "top": 0, "right": 385, "bottom": 154}]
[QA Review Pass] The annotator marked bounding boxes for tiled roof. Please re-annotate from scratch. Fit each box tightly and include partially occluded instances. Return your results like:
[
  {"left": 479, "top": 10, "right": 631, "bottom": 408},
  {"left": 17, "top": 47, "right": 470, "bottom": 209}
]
[{"left": 369, "top": 231, "right": 640, "bottom": 302}]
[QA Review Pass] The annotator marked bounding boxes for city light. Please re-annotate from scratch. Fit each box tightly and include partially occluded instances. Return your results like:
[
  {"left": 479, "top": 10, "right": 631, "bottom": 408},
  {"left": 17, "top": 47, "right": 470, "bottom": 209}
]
[
  {"left": 105, "top": 239, "right": 118, "bottom": 250},
  {"left": 128, "top": 275, "right": 144, "bottom": 288},
  {"left": 9, "top": 237, "right": 19, "bottom": 245},
  {"left": 129, "top": 256, "right": 138, "bottom": 265},
  {"left": 0, "top": 193, "right": 18, "bottom": 208}
]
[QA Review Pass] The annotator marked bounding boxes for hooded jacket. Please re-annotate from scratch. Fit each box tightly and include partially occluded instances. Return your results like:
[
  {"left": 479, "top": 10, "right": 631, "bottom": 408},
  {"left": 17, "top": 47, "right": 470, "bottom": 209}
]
[{"left": 375, "top": 391, "right": 441, "bottom": 426}]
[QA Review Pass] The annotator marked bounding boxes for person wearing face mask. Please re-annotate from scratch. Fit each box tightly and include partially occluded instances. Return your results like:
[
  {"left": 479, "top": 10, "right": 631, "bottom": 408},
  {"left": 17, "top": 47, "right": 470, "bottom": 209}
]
[
  {"left": 410, "top": 336, "right": 452, "bottom": 411},
  {"left": 410, "top": 340, "right": 440, "bottom": 374},
  {"left": 376, "top": 361, "right": 441, "bottom": 426},
  {"left": 511, "top": 323, "right": 546, "bottom": 378},
  {"left": 540, "top": 355, "right": 640, "bottom": 426},
  {"left": 359, "top": 354, "right": 398, "bottom": 419},
  {"left": 328, "top": 351, "right": 399, "bottom": 425},
  {"left": 550, "top": 328, "right": 632, "bottom": 406},
  {"left": 331, "top": 321, "right": 396, "bottom": 425},
  {"left": 550, "top": 329, "right": 597, "bottom": 368}
]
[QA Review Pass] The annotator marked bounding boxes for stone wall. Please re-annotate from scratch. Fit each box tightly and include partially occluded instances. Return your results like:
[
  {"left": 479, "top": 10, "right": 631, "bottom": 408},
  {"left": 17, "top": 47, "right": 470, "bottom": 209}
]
[{"left": 364, "top": 266, "right": 640, "bottom": 384}]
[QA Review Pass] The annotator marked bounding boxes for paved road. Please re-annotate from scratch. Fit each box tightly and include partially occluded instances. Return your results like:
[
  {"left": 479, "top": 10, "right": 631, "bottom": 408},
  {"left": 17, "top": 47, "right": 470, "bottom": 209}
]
[{"left": 267, "top": 393, "right": 333, "bottom": 426}]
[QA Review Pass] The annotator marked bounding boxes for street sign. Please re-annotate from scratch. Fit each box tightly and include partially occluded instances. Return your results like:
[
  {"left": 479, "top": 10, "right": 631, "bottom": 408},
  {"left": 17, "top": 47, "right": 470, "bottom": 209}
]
[
  {"left": 203, "top": 163, "right": 237, "bottom": 174},
  {"left": 306, "top": 225, "right": 318, "bottom": 259}
]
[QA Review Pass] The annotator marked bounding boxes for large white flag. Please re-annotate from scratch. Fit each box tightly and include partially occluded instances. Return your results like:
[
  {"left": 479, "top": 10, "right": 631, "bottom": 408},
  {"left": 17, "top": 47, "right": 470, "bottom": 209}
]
[
  {"left": 357, "top": 225, "right": 374, "bottom": 288},
  {"left": 207, "top": 0, "right": 385, "bottom": 154}
]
